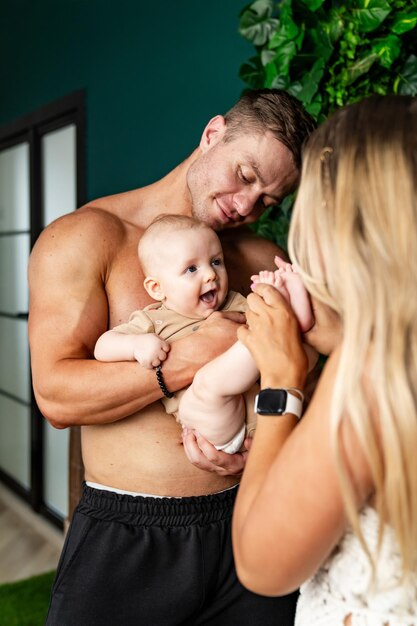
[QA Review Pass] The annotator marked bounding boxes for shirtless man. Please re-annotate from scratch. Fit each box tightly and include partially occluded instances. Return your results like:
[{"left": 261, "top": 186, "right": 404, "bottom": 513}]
[{"left": 29, "top": 89, "right": 315, "bottom": 625}]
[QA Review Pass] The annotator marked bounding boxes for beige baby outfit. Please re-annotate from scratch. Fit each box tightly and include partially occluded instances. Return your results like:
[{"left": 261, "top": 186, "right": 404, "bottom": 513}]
[{"left": 113, "top": 291, "right": 258, "bottom": 445}]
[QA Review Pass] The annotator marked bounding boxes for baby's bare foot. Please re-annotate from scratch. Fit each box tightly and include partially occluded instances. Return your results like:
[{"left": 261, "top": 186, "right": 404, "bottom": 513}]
[
  {"left": 251, "top": 258, "right": 314, "bottom": 332},
  {"left": 274, "top": 256, "right": 314, "bottom": 332},
  {"left": 251, "top": 270, "right": 290, "bottom": 302}
]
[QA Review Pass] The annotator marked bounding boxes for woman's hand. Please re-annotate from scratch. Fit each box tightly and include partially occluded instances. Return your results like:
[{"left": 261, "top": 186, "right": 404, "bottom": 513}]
[{"left": 238, "top": 283, "right": 308, "bottom": 390}]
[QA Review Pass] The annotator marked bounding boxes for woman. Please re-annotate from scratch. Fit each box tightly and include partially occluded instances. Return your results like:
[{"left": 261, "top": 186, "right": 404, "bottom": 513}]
[{"left": 232, "top": 95, "right": 417, "bottom": 625}]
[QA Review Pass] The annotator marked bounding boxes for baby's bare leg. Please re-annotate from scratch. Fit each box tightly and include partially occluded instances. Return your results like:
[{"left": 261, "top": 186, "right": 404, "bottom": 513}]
[{"left": 178, "top": 341, "right": 258, "bottom": 452}]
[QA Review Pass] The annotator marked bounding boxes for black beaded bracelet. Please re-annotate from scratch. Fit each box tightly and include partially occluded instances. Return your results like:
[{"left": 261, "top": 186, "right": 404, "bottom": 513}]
[{"left": 156, "top": 365, "right": 174, "bottom": 398}]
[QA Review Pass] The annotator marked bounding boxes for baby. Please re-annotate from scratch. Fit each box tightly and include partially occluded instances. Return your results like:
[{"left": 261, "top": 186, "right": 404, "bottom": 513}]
[{"left": 94, "top": 214, "right": 315, "bottom": 453}]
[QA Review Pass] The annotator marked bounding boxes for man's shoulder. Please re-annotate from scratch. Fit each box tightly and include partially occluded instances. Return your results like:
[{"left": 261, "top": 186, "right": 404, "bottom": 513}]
[
  {"left": 75, "top": 203, "right": 129, "bottom": 233},
  {"left": 29, "top": 208, "right": 136, "bottom": 288},
  {"left": 34, "top": 204, "right": 133, "bottom": 254}
]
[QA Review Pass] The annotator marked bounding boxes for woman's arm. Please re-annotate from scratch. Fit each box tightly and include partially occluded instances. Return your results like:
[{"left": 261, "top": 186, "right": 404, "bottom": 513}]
[{"left": 232, "top": 284, "right": 373, "bottom": 596}]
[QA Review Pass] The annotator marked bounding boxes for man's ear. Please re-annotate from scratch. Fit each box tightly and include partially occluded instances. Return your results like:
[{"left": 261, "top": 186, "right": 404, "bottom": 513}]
[
  {"left": 199, "top": 115, "right": 227, "bottom": 152},
  {"left": 143, "top": 277, "right": 165, "bottom": 301}
]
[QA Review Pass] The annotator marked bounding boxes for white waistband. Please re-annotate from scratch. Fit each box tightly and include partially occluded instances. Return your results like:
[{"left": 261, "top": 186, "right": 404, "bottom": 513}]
[
  {"left": 86, "top": 481, "right": 238, "bottom": 499},
  {"left": 86, "top": 482, "right": 170, "bottom": 498}
]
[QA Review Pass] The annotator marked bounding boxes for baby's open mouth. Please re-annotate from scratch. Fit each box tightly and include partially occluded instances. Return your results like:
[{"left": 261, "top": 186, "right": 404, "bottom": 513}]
[{"left": 200, "top": 290, "right": 216, "bottom": 303}]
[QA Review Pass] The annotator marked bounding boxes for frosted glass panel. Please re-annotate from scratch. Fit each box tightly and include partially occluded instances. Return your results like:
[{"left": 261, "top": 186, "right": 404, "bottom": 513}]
[
  {"left": 42, "top": 125, "right": 76, "bottom": 226},
  {"left": 0, "top": 395, "right": 30, "bottom": 488},
  {"left": 0, "top": 143, "right": 30, "bottom": 232},
  {"left": 43, "top": 423, "right": 69, "bottom": 518},
  {"left": 0, "top": 234, "right": 30, "bottom": 315},
  {"left": 0, "top": 318, "right": 30, "bottom": 402},
  {"left": 41, "top": 124, "right": 76, "bottom": 519}
]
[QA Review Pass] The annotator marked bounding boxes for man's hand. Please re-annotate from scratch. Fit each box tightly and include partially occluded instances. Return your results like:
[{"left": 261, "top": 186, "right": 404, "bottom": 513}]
[
  {"left": 182, "top": 429, "right": 251, "bottom": 476},
  {"left": 201, "top": 310, "right": 246, "bottom": 328},
  {"left": 149, "top": 310, "right": 246, "bottom": 397},
  {"left": 176, "top": 310, "right": 246, "bottom": 369}
]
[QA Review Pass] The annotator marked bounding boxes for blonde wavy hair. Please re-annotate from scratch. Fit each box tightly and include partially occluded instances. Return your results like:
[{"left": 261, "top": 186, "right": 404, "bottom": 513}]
[{"left": 289, "top": 96, "right": 417, "bottom": 576}]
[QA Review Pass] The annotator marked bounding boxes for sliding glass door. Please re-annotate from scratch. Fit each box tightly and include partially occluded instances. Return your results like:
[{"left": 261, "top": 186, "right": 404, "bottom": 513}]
[
  {"left": 0, "top": 142, "right": 31, "bottom": 490},
  {"left": 41, "top": 124, "right": 77, "bottom": 519},
  {"left": 0, "top": 92, "right": 85, "bottom": 526}
]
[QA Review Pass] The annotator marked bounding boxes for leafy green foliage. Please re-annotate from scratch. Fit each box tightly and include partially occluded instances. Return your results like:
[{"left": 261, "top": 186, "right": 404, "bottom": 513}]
[{"left": 238, "top": 0, "right": 417, "bottom": 250}]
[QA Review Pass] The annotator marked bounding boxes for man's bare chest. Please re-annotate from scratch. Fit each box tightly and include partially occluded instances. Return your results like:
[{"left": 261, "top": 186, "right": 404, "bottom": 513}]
[{"left": 105, "top": 246, "right": 153, "bottom": 328}]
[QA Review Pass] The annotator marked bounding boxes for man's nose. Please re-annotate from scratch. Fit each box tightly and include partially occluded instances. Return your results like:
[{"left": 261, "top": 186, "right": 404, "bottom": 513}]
[{"left": 233, "top": 191, "right": 258, "bottom": 217}]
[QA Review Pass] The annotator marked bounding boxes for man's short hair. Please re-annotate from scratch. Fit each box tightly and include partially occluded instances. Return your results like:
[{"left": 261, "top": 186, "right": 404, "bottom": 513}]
[{"left": 224, "top": 89, "right": 316, "bottom": 170}]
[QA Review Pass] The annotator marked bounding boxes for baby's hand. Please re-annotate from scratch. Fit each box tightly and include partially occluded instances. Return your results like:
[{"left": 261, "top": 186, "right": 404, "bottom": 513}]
[
  {"left": 251, "top": 257, "right": 314, "bottom": 333},
  {"left": 132, "top": 334, "right": 170, "bottom": 369}
]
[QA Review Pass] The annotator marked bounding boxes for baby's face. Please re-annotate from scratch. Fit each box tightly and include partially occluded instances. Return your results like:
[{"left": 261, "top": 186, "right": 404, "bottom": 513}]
[{"left": 152, "top": 228, "right": 228, "bottom": 319}]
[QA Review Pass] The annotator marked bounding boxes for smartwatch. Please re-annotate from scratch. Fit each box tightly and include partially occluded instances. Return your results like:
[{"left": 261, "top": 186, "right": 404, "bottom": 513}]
[{"left": 254, "top": 388, "right": 303, "bottom": 419}]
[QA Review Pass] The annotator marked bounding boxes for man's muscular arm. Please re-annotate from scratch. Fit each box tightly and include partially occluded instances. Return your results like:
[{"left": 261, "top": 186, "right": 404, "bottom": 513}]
[{"left": 28, "top": 210, "right": 242, "bottom": 429}]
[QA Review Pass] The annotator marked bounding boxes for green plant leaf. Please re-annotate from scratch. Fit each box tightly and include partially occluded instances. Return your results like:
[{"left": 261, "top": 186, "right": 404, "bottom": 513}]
[
  {"left": 323, "top": 8, "right": 345, "bottom": 44},
  {"left": 239, "top": 57, "right": 265, "bottom": 88},
  {"left": 372, "top": 34, "right": 401, "bottom": 68},
  {"left": 239, "top": 0, "right": 279, "bottom": 46},
  {"left": 397, "top": 54, "right": 417, "bottom": 95},
  {"left": 351, "top": 0, "right": 391, "bottom": 33},
  {"left": 265, "top": 60, "right": 279, "bottom": 86},
  {"left": 287, "top": 81, "right": 303, "bottom": 98},
  {"left": 261, "top": 49, "right": 277, "bottom": 66},
  {"left": 391, "top": 11, "right": 417, "bottom": 34},
  {"left": 308, "top": 25, "right": 334, "bottom": 63},
  {"left": 270, "top": 74, "right": 290, "bottom": 89},
  {"left": 301, "top": 0, "right": 326, "bottom": 11},
  {"left": 268, "top": 4, "right": 299, "bottom": 50},
  {"left": 304, "top": 97, "right": 323, "bottom": 118},
  {"left": 295, "top": 58, "right": 325, "bottom": 103},
  {"left": 280, "top": 194, "right": 295, "bottom": 217},
  {"left": 272, "top": 40, "right": 298, "bottom": 76},
  {"left": 346, "top": 51, "right": 378, "bottom": 84}
]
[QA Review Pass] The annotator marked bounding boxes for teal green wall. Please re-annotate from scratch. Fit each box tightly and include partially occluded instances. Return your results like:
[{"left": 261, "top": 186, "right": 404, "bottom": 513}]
[{"left": 1, "top": 0, "right": 251, "bottom": 200}]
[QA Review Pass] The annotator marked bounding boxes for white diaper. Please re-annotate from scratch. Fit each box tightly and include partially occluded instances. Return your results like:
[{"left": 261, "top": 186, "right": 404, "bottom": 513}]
[{"left": 215, "top": 424, "right": 246, "bottom": 454}]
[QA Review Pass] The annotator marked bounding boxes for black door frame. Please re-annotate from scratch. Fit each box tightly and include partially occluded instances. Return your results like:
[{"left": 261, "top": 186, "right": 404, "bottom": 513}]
[{"left": 0, "top": 90, "right": 86, "bottom": 528}]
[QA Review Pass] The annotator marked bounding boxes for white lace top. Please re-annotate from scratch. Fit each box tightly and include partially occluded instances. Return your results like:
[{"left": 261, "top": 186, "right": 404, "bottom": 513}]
[{"left": 295, "top": 507, "right": 417, "bottom": 626}]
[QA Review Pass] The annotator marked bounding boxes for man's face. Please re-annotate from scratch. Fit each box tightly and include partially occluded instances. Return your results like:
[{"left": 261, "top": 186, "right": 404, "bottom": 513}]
[
  {"left": 187, "top": 127, "right": 298, "bottom": 231},
  {"left": 150, "top": 227, "right": 229, "bottom": 319}
]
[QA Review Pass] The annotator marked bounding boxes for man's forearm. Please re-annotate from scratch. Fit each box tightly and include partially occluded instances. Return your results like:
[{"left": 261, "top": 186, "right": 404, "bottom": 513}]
[
  {"left": 33, "top": 348, "right": 197, "bottom": 428},
  {"left": 32, "top": 314, "right": 242, "bottom": 428},
  {"left": 94, "top": 330, "right": 137, "bottom": 361}
]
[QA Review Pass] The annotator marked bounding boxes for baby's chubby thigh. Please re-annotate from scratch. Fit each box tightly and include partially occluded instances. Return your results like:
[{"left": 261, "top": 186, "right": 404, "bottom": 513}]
[{"left": 178, "top": 380, "right": 247, "bottom": 450}]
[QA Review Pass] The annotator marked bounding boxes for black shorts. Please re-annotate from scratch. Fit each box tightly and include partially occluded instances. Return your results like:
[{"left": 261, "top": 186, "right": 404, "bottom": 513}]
[{"left": 46, "top": 484, "right": 298, "bottom": 625}]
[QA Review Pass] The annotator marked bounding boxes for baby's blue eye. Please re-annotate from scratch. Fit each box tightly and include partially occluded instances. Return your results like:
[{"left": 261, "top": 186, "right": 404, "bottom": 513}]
[
  {"left": 212, "top": 259, "right": 222, "bottom": 267},
  {"left": 186, "top": 265, "right": 197, "bottom": 273}
]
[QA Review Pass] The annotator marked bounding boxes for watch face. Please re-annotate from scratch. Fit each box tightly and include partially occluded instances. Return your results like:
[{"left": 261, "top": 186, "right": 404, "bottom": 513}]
[{"left": 255, "top": 389, "right": 287, "bottom": 415}]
